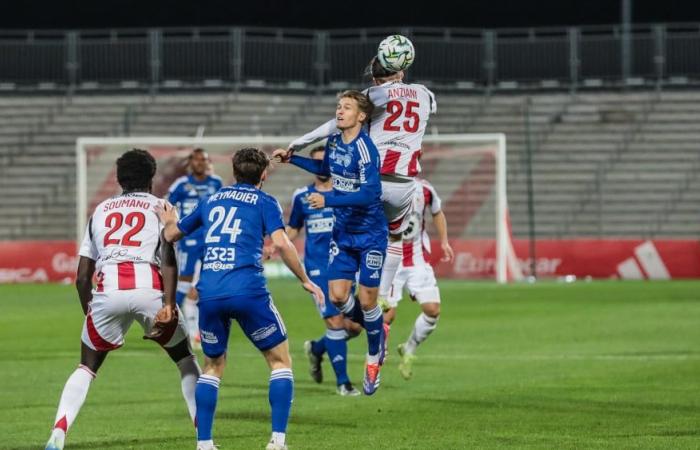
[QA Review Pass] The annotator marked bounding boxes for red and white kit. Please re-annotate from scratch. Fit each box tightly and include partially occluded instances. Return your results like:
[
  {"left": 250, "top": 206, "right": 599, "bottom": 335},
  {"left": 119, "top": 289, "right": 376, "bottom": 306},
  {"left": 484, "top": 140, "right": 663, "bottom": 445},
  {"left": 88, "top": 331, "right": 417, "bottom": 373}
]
[
  {"left": 78, "top": 192, "right": 186, "bottom": 351},
  {"left": 387, "top": 179, "right": 442, "bottom": 307},
  {"left": 290, "top": 81, "right": 437, "bottom": 234}
]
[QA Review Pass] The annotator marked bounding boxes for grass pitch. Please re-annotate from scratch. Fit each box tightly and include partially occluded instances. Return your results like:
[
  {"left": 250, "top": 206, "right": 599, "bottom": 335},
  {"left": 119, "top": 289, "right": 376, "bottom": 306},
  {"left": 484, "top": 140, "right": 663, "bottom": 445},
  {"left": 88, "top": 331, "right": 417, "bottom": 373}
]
[{"left": 1, "top": 280, "right": 699, "bottom": 449}]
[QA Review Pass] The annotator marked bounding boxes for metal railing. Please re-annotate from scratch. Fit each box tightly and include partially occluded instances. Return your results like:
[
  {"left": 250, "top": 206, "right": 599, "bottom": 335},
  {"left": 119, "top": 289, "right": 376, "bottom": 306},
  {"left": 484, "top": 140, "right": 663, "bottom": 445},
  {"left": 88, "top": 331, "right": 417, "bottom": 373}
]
[{"left": 2, "top": 24, "right": 700, "bottom": 90}]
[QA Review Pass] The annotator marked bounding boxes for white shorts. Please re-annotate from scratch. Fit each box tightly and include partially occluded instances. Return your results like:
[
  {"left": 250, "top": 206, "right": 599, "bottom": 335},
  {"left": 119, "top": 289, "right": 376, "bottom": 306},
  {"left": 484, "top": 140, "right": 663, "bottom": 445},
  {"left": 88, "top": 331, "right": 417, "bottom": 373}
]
[
  {"left": 381, "top": 179, "right": 419, "bottom": 235},
  {"left": 387, "top": 263, "right": 441, "bottom": 308},
  {"left": 81, "top": 289, "right": 188, "bottom": 351}
]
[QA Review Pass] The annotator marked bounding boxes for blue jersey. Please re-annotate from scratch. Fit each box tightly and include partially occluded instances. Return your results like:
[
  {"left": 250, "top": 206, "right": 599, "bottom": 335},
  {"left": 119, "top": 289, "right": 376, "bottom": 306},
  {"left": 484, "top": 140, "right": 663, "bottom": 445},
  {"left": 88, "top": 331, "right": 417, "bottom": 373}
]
[
  {"left": 288, "top": 184, "right": 334, "bottom": 271},
  {"left": 290, "top": 130, "right": 387, "bottom": 235},
  {"left": 168, "top": 174, "right": 223, "bottom": 240},
  {"left": 177, "top": 183, "right": 285, "bottom": 301}
]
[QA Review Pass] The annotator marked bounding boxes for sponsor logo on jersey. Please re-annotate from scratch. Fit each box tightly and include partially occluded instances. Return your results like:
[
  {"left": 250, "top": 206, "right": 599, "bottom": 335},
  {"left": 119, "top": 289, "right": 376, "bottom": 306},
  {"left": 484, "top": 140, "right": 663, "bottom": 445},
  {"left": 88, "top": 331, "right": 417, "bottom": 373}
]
[
  {"left": 331, "top": 149, "right": 352, "bottom": 167},
  {"left": 251, "top": 324, "right": 279, "bottom": 342},
  {"left": 202, "top": 261, "right": 235, "bottom": 271},
  {"left": 365, "top": 250, "right": 384, "bottom": 270},
  {"left": 333, "top": 175, "right": 360, "bottom": 193},
  {"left": 307, "top": 217, "right": 334, "bottom": 234},
  {"left": 309, "top": 269, "right": 321, "bottom": 277}
]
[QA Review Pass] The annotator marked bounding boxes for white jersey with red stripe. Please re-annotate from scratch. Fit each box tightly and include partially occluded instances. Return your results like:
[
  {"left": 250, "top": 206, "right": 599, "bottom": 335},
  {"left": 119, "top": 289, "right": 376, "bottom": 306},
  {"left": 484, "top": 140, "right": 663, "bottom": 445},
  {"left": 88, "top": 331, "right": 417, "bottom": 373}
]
[
  {"left": 288, "top": 81, "right": 436, "bottom": 178},
  {"left": 79, "top": 192, "right": 164, "bottom": 292},
  {"left": 400, "top": 179, "right": 442, "bottom": 267},
  {"left": 365, "top": 81, "right": 436, "bottom": 177}
]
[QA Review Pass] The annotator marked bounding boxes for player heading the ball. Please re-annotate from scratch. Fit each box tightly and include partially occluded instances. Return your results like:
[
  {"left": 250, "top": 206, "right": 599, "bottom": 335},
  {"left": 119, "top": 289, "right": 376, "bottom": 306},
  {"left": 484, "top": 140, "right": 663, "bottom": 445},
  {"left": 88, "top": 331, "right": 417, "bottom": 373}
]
[
  {"left": 283, "top": 35, "right": 437, "bottom": 339},
  {"left": 274, "top": 90, "right": 389, "bottom": 395}
]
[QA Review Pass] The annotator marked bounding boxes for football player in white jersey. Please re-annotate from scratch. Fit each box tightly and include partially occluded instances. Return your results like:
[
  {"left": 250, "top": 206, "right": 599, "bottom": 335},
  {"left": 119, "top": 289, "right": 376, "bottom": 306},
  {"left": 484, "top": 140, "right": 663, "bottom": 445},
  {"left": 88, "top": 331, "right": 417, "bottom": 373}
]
[
  {"left": 280, "top": 55, "right": 437, "bottom": 324},
  {"left": 380, "top": 179, "right": 454, "bottom": 380},
  {"left": 45, "top": 150, "right": 200, "bottom": 450}
]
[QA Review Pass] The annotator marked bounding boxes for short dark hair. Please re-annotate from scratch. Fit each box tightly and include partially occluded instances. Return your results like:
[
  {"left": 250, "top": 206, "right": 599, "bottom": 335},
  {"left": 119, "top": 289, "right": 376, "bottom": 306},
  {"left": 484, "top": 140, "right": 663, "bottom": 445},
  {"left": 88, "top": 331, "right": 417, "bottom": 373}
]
[
  {"left": 338, "top": 90, "right": 374, "bottom": 124},
  {"left": 116, "top": 149, "right": 156, "bottom": 191},
  {"left": 189, "top": 148, "right": 208, "bottom": 160},
  {"left": 369, "top": 55, "right": 397, "bottom": 79},
  {"left": 310, "top": 146, "right": 325, "bottom": 157},
  {"left": 232, "top": 147, "right": 269, "bottom": 185}
]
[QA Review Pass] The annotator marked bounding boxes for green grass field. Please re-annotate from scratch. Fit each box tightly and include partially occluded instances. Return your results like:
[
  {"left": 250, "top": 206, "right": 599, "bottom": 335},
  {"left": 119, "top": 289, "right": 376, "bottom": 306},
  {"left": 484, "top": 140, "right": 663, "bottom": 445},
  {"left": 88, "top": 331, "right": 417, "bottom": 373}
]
[{"left": 1, "top": 280, "right": 699, "bottom": 449}]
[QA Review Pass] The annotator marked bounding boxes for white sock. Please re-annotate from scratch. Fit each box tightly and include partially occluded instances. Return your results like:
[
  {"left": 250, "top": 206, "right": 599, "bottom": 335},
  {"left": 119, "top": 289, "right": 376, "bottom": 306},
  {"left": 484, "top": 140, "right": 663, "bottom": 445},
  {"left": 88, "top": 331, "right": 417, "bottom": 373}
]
[
  {"left": 379, "top": 240, "right": 402, "bottom": 299},
  {"left": 405, "top": 313, "right": 439, "bottom": 354},
  {"left": 184, "top": 297, "right": 199, "bottom": 337},
  {"left": 272, "top": 431, "right": 286, "bottom": 446},
  {"left": 338, "top": 293, "right": 356, "bottom": 315},
  {"left": 51, "top": 365, "right": 95, "bottom": 435},
  {"left": 176, "top": 354, "right": 201, "bottom": 422}
]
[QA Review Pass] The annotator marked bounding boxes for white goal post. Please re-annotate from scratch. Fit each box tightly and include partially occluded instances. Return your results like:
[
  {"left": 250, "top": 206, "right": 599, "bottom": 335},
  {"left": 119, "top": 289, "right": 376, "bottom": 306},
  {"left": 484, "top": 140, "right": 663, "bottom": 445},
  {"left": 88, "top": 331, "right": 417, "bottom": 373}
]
[{"left": 76, "top": 134, "right": 521, "bottom": 283}]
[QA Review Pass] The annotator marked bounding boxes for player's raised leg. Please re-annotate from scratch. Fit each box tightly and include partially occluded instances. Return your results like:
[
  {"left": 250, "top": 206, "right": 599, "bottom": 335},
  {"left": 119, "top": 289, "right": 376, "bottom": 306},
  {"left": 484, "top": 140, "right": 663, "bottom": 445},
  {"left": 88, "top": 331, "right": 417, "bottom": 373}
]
[{"left": 398, "top": 302, "right": 440, "bottom": 380}]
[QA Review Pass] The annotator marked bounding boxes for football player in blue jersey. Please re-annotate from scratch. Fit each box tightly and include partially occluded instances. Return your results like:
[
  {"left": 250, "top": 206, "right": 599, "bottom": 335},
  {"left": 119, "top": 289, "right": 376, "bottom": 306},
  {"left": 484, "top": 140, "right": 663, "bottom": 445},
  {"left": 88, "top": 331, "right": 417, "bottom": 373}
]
[
  {"left": 167, "top": 148, "right": 223, "bottom": 347},
  {"left": 159, "top": 148, "right": 324, "bottom": 450},
  {"left": 287, "top": 146, "right": 361, "bottom": 396},
  {"left": 273, "top": 90, "right": 388, "bottom": 395}
]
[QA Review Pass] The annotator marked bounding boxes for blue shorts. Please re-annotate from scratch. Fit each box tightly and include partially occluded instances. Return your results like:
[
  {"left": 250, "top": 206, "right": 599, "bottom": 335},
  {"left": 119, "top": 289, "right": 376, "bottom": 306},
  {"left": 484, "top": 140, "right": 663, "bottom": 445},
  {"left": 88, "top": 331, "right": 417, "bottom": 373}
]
[
  {"left": 328, "top": 231, "right": 387, "bottom": 288},
  {"left": 307, "top": 269, "right": 341, "bottom": 319},
  {"left": 177, "top": 238, "right": 204, "bottom": 278},
  {"left": 198, "top": 294, "right": 287, "bottom": 358}
]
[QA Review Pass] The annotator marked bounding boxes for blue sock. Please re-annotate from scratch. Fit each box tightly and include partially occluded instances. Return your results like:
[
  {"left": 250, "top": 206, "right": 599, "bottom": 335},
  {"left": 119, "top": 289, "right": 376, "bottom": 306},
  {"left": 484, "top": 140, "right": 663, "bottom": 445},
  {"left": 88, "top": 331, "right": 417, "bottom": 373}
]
[
  {"left": 195, "top": 374, "right": 220, "bottom": 441},
  {"left": 324, "top": 328, "right": 349, "bottom": 385},
  {"left": 269, "top": 368, "right": 294, "bottom": 434},
  {"left": 311, "top": 337, "right": 326, "bottom": 356},
  {"left": 363, "top": 305, "right": 383, "bottom": 357}
]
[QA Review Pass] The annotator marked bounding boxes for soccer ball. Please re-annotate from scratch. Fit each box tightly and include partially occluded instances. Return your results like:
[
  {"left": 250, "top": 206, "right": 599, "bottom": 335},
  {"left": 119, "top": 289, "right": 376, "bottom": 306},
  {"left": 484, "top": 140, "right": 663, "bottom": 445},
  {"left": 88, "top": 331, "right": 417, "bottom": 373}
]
[{"left": 377, "top": 35, "right": 415, "bottom": 72}]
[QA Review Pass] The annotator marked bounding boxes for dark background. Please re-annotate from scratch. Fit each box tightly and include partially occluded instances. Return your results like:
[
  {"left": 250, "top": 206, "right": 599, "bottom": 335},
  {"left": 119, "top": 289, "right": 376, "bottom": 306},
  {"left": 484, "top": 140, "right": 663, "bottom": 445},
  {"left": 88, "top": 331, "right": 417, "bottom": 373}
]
[{"left": 2, "top": 0, "right": 699, "bottom": 30}]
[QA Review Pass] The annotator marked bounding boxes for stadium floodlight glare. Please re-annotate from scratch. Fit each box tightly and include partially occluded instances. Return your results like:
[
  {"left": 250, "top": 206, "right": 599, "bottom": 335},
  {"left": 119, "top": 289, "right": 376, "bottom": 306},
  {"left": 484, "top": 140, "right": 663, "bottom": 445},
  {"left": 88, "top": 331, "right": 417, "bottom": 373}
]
[{"left": 76, "top": 134, "right": 521, "bottom": 283}]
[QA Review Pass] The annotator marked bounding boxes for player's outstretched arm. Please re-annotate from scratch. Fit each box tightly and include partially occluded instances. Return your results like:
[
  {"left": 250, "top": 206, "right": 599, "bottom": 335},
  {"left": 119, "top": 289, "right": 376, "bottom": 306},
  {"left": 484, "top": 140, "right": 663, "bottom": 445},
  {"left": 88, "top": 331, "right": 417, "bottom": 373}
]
[
  {"left": 432, "top": 210, "right": 454, "bottom": 263},
  {"left": 270, "top": 228, "right": 325, "bottom": 307},
  {"left": 156, "top": 201, "right": 185, "bottom": 243},
  {"left": 288, "top": 118, "right": 338, "bottom": 152},
  {"left": 75, "top": 256, "right": 96, "bottom": 315}
]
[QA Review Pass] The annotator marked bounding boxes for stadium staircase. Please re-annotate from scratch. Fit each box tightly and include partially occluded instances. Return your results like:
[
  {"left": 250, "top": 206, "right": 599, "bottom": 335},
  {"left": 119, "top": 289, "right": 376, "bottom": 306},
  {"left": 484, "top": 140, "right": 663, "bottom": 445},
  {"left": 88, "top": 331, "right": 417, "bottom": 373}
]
[{"left": 0, "top": 90, "right": 697, "bottom": 241}]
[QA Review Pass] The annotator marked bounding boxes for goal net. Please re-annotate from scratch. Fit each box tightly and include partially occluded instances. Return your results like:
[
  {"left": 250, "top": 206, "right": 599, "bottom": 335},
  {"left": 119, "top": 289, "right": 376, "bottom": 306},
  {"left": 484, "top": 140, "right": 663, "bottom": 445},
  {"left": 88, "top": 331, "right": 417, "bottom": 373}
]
[{"left": 76, "top": 135, "right": 522, "bottom": 283}]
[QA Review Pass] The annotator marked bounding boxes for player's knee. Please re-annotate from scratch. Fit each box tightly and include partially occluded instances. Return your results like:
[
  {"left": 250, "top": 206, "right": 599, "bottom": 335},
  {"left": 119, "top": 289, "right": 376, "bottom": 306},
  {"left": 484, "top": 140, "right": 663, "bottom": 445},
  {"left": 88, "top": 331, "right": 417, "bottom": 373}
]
[
  {"left": 358, "top": 286, "right": 379, "bottom": 309},
  {"left": 203, "top": 354, "right": 227, "bottom": 378},
  {"left": 325, "top": 314, "right": 344, "bottom": 329},
  {"left": 329, "top": 285, "right": 349, "bottom": 304},
  {"left": 263, "top": 340, "right": 292, "bottom": 370},
  {"left": 422, "top": 302, "right": 440, "bottom": 318}
]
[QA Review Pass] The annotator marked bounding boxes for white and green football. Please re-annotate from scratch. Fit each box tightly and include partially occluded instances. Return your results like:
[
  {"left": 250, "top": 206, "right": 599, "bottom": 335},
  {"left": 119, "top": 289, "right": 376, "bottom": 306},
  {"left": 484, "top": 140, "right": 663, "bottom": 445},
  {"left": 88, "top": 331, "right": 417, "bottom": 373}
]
[{"left": 377, "top": 34, "right": 415, "bottom": 72}]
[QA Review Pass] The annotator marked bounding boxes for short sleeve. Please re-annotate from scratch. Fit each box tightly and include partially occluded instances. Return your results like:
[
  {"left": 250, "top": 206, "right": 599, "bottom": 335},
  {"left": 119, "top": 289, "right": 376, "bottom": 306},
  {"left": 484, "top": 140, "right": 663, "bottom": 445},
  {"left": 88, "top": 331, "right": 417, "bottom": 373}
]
[
  {"left": 78, "top": 218, "right": 99, "bottom": 260},
  {"left": 263, "top": 197, "right": 286, "bottom": 237},
  {"left": 177, "top": 199, "right": 204, "bottom": 236},
  {"left": 424, "top": 183, "right": 442, "bottom": 214},
  {"left": 288, "top": 192, "right": 305, "bottom": 229},
  {"left": 167, "top": 184, "right": 179, "bottom": 205}
]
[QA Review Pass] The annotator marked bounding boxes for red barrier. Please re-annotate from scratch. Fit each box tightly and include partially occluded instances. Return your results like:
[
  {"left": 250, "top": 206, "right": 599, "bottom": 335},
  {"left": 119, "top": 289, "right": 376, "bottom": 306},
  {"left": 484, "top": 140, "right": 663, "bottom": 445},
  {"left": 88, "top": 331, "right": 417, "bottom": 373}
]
[
  {"left": 1, "top": 239, "right": 699, "bottom": 283},
  {"left": 0, "top": 241, "right": 77, "bottom": 283},
  {"left": 429, "top": 239, "right": 700, "bottom": 279}
]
